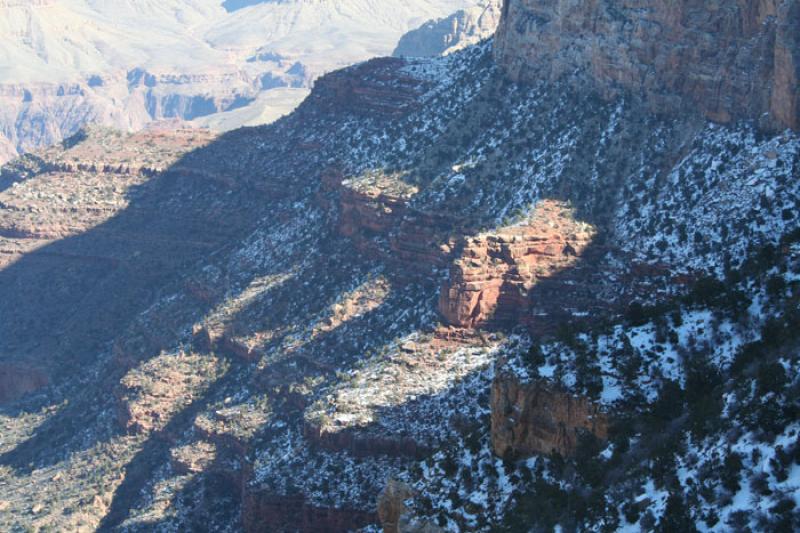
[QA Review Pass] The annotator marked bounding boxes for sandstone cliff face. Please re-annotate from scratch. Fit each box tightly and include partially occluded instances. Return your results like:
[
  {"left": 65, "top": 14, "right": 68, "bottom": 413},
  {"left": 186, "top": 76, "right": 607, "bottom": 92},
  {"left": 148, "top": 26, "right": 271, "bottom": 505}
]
[
  {"left": 494, "top": 0, "right": 800, "bottom": 130},
  {"left": 439, "top": 200, "right": 595, "bottom": 329},
  {"left": 491, "top": 372, "right": 608, "bottom": 458}
]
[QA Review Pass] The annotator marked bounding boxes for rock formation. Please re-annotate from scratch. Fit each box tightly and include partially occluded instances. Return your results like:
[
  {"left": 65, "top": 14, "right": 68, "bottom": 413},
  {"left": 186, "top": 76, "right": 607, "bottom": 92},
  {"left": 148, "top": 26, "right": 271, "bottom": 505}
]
[
  {"left": 491, "top": 372, "right": 609, "bottom": 458},
  {"left": 310, "top": 58, "right": 433, "bottom": 118},
  {"left": 337, "top": 172, "right": 416, "bottom": 256},
  {"left": 0, "top": 364, "right": 48, "bottom": 404},
  {"left": 394, "top": 1, "right": 503, "bottom": 57},
  {"left": 378, "top": 480, "right": 415, "bottom": 533},
  {"left": 439, "top": 200, "right": 595, "bottom": 329},
  {"left": 494, "top": 0, "right": 800, "bottom": 130},
  {"left": 1, "top": 4, "right": 798, "bottom": 529},
  {"left": 324, "top": 166, "right": 460, "bottom": 272}
]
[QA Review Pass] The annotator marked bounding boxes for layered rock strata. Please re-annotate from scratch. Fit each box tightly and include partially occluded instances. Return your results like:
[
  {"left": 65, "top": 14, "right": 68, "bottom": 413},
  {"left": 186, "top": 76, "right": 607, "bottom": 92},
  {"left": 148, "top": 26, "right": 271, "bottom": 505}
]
[
  {"left": 439, "top": 200, "right": 595, "bottom": 329},
  {"left": 310, "top": 58, "right": 433, "bottom": 118},
  {"left": 329, "top": 171, "right": 460, "bottom": 272},
  {"left": 494, "top": 0, "right": 800, "bottom": 130}
]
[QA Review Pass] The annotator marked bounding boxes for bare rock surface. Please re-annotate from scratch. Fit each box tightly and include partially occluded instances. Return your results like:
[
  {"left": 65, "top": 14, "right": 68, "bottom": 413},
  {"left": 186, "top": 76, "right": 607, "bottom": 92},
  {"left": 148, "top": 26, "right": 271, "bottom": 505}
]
[
  {"left": 394, "top": 1, "right": 503, "bottom": 57},
  {"left": 491, "top": 371, "right": 609, "bottom": 458},
  {"left": 439, "top": 200, "right": 595, "bottom": 329},
  {"left": 494, "top": 0, "right": 800, "bottom": 130}
]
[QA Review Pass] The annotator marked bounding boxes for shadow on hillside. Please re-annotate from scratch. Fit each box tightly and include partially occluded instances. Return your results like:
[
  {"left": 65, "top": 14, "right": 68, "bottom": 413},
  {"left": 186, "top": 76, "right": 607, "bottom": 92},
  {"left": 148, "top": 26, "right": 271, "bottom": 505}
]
[
  {"left": 95, "top": 238, "right": 441, "bottom": 528},
  {"left": 96, "top": 211, "right": 647, "bottom": 530},
  {"left": 0, "top": 117, "right": 323, "bottom": 458},
  {"left": 0, "top": 55, "right": 676, "bottom": 531},
  {"left": 0, "top": 81, "right": 443, "bottom": 527},
  {"left": 122, "top": 234, "right": 636, "bottom": 531}
]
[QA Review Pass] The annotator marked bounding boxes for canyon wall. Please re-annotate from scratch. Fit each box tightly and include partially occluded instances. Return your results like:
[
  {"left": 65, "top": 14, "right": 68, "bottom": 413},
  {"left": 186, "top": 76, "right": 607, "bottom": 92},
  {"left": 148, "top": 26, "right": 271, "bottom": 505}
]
[
  {"left": 494, "top": 0, "right": 800, "bottom": 130},
  {"left": 491, "top": 372, "right": 608, "bottom": 458}
]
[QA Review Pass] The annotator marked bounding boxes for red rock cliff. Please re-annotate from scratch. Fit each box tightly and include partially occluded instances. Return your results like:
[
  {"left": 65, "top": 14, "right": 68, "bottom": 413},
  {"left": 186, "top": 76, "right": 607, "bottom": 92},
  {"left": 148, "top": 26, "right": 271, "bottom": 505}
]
[
  {"left": 439, "top": 200, "right": 595, "bottom": 329},
  {"left": 494, "top": 0, "right": 800, "bottom": 130}
]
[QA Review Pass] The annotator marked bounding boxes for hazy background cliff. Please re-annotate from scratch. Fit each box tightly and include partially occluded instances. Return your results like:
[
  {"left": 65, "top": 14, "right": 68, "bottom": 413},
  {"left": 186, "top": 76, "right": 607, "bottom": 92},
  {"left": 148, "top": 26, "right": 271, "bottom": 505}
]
[{"left": 0, "top": 0, "right": 489, "bottom": 165}]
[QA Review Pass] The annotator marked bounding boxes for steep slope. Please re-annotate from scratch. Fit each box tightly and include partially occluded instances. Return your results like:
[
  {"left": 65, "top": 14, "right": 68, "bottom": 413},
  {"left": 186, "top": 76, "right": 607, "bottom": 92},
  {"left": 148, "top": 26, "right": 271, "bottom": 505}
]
[
  {"left": 0, "top": 1, "right": 798, "bottom": 532},
  {"left": 0, "top": 0, "right": 479, "bottom": 163}
]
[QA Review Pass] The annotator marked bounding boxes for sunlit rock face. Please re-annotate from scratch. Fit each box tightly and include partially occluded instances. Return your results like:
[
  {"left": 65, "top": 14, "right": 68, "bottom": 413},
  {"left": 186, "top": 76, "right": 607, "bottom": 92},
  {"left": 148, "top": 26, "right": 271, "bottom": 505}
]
[
  {"left": 394, "top": 0, "right": 503, "bottom": 58},
  {"left": 494, "top": 0, "right": 800, "bottom": 130},
  {"left": 439, "top": 200, "right": 595, "bottom": 329}
]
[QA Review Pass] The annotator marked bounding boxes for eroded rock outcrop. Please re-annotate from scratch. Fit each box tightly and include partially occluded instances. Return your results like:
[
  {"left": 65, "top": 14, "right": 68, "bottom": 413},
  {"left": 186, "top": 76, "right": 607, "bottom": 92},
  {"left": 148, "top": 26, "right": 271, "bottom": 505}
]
[
  {"left": 439, "top": 200, "right": 595, "bottom": 329},
  {"left": 115, "top": 352, "right": 225, "bottom": 435},
  {"left": 394, "top": 1, "right": 503, "bottom": 58},
  {"left": 494, "top": 0, "right": 800, "bottom": 130},
  {"left": 491, "top": 372, "right": 608, "bottom": 458},
  {"left": 377, "top": 480, "right": 415, "bottom": 533},
  {"left": 310, "top": 58, "right": 433, "bottom": 118},
  {"left": 337, "top": 173, "right": 416, "bottom": 256},
  {"left": 328, "top": 170, "right": 460, "bottom": 273},
  {"left": 377, "top": 480, "right": 444, "bottom": 533},
  {"left": 0, "top": 364, "right": 48, "bottom": 403},
  {"left": 243, "top": 489, "right": 377, "bottom": 533}
]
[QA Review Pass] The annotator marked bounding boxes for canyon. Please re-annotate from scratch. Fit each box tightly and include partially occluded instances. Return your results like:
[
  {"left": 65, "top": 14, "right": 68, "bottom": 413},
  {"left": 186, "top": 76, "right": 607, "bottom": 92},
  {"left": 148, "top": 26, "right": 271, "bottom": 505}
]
[
  {"left": 0, "top": 1, "right": 798, "bottom": 531},
  {"left": 0, "top": 0, "right": 481, "bottom": 164},
  {"left": 491, "top": 372, "right": 609, "bottom": 459}
]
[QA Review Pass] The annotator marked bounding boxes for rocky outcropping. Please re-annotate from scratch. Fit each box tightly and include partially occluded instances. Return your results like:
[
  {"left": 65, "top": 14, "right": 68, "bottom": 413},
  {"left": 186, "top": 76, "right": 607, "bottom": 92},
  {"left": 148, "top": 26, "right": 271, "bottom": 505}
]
[
  {"left": 378, "top": 480, "right": 415, "bottom": 533},
  {"left": 377, "top": 480, "right": 444, "bottom": 533},
  {"left": 439, "top": 200, "right": 595, "bottom": 329},
  {"left": 337, "top": 175, "right": 415, "bottom": 256},
  {"left": 394, "top": 1, "right": 502, "bottom": 57},
  {"left": 309, "top": 58, "right": 433, "bottom": 118},
  {"left": 494, "top": 0, "right": 800, "bottom": 130},
  {"left": 327, "top": 170, "right": 459, "bottom": 273},
  {"left": 0, "top": 364, "right": 48, "bottom": 403},
  {"left": 243, "top": 489, "right": 377, "bottom": 533},
  {"left": 491, "top": 373, "right": 608, "bottom": 458}
]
